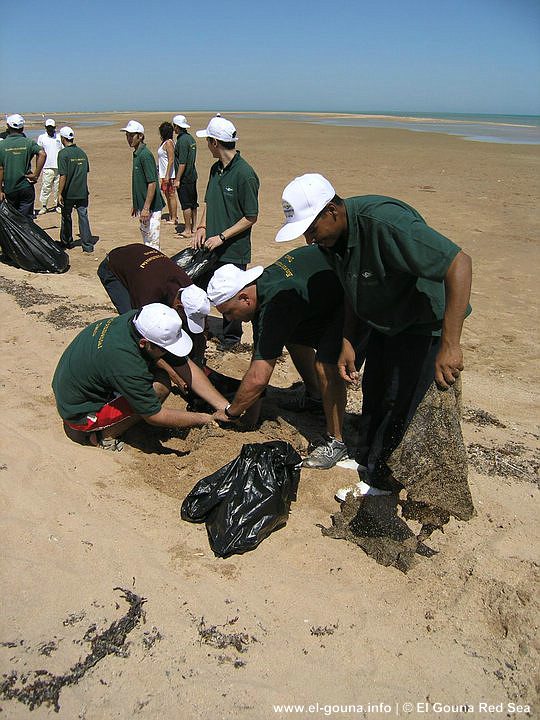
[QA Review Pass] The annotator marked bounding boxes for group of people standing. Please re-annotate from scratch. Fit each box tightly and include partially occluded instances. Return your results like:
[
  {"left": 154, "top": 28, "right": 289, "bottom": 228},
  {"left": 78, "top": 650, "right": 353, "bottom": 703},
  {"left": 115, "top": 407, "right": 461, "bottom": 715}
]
[
  {"left": 0, "top": 114, "right": 95, "bottom": 252},
  {"left": 50, "top": 112, "right": 472, "bottom": 501}
]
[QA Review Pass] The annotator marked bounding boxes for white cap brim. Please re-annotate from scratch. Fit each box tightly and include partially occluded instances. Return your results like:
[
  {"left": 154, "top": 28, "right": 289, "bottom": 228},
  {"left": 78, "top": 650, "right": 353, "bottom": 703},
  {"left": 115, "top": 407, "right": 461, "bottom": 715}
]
[
  {"left": 185, "top": 312, "right": 206, "bottom": 334},
  {"left": 161, "top": 329, "right": 193, "bottom": 358},
  {"left": 275, "top": 215, "right": 317, "bottom": 243},
  {"left": 195, "top": 129, "right": 210, "bottom": 138}
]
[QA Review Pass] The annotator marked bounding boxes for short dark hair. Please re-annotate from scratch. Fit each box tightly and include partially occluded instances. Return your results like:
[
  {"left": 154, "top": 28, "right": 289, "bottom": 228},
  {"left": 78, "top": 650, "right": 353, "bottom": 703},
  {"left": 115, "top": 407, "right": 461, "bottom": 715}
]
[
  {"left": 217, "top": 139, "right": 236, "bottom": 150},
  {"left": 159, "top": 122, "right": 174, "bottom": 141}
]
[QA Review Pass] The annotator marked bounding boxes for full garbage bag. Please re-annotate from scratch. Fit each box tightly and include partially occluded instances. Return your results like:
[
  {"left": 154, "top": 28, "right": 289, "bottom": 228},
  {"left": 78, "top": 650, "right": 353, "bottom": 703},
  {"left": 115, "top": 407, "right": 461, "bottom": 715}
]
[
  {"left": 170, "top": 246, "right": 218, "bottom": 281},
  {"left": 181, "top": 441, "right": 301, "bottom": 557},
  {"left": 0, "top": 200, "right": 69, "bottom": 273}
]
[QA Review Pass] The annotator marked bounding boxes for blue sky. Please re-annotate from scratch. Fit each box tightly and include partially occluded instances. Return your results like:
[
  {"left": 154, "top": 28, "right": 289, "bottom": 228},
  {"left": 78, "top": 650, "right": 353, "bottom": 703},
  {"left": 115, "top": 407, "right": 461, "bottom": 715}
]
[{"left": 1, "top": 0, "right": 539, "bottom": 115}]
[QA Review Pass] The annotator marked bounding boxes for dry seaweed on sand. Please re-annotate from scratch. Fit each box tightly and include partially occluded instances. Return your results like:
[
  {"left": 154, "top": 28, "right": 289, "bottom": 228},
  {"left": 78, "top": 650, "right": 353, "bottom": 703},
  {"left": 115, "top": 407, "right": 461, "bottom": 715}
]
[
  {"left": 197, "top": 617, "right": 252, "bottom": 653},
  {"left": 0, "top": 588, "right": 146, "bottom": 713},
  {"left": 467, "top": 442, "right": 540, "bottom": 485},
  {"left": 323, "top": 381, "right": 475, "bottom": 572}
]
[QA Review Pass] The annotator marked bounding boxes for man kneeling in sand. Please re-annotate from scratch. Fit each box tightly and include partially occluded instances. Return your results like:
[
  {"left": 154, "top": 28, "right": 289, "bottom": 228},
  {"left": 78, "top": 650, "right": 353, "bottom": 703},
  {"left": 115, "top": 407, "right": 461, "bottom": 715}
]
[
  {"left": 52, "top": 303, "right": 228, "bottom": 449},
  {"left": 207, "top": 246, "right": 350, "bottom": 469}
]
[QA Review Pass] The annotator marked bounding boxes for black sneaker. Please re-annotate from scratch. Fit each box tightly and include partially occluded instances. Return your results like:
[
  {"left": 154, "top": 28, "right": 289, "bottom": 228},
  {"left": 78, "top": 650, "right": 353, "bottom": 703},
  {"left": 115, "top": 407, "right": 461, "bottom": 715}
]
[{"left": 302, "top": 435, "right": 348, "bottom": 469}]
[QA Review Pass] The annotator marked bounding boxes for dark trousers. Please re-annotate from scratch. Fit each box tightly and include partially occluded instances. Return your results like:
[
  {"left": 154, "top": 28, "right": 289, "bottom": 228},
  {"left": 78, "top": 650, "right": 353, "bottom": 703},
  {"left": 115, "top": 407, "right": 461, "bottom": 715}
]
[
  {"left": 97, "top": 258, "right": 132, "bottom": 314},
  {"left": 6, "top": 185, "right": 35, "bottom": 218},
  {"left": 355, "top": 330, "right": 440, "bottom": 490},
  {"left": 61, "top": 200, "right": 93, "bottom": 251},
  {"left": 197, "top": 260, "right": 246, "bottom": 344}
]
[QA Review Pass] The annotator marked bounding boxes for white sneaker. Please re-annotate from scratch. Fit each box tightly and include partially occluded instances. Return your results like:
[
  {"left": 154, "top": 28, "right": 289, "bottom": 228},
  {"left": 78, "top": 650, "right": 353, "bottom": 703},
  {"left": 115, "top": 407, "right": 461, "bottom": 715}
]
[
  {"left": 55, "top": 206, "right": 62, "bottom": 214},
  {"left": 335, "top": 480, "right": 393, "bottom": 502},
  {"left": 37, "top": 208, "right": 47, "bottom": 215}
]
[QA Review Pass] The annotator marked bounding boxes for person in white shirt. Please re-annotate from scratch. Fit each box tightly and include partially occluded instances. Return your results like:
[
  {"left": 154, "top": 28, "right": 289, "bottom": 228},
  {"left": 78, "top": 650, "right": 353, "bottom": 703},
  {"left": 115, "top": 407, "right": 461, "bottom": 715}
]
[{"left": 37, "top": 118, "right": 62, "bottom": 214}]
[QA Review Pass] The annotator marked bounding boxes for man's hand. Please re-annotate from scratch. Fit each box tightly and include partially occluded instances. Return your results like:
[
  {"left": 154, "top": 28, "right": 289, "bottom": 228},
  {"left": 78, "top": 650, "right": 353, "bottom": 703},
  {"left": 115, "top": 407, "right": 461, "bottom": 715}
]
[
  {"left": 140, "top": 207, "right": 150, "bottom": 222},
  {"left": 204, "top": 234, "right": 224, "bottom": 252},
  {"left": 0, "top": 191, "right": 5, "bottom": 203},
  {"left": 212, "top": 408, "right": 238, "bottom": 425},
  {"left": 131, "top": 207, "right": 138, "bottom": 217},
  {"left": 191, "top": 227, "right": 206, "bottom": 249},
  {"left": 173, "top": 178, "right": 180, "bottom": 189},
  {"left": 434, "top": 341, "right": 464, "bottom": 389},
  {"left": 25, "top": 172, "right": 39, "bottom": 184},
  {"left": 337, "top": 338, "right": 359, "bottom": 383}
]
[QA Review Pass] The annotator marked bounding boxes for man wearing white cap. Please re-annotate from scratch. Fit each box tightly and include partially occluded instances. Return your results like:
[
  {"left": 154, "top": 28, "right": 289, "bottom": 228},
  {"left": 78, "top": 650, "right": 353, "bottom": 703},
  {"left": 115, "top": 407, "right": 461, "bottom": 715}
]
[
  {"left": 172, "top": 114, "right": 198, "bottom": 237},
  {"left": 0, "top": 114, "right": 46, "bottom": 217},
  {"left": 37, "top": 119, "right": 62, "bottom": 214},
  {"left": 52, "top": 303, "right": 228, "bottom": 449},
  {"left": 275, "top": 173, "right": 472, "bottom": 498},
  {"left": 193, "top": 115, "right": 260, "bottom": 350},
  {"left": 97, "top": 243, "right": 210, "bottom": 366},
  {"left": 207, "top": 248, "right": 351, "bottom": 468},
  {"left": 57, "top": 126, "right": 95, "bottom": 252},
  {"left": 122, "top": 120, "right": 164, "bottom": 250}
]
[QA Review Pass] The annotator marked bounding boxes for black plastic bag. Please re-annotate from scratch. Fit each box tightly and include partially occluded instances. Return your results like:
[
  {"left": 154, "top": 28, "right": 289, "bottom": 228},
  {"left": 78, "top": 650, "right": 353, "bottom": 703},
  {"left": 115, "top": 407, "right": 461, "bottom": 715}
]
[
  {"left": 170, "top": 246, "right": 218, "bottom": 281},
  {"left": 0, "top": 200, "right": 69, "bottom": 273},
  {"left": 181, "top": 441, "right": 302, "bottom": 557}
]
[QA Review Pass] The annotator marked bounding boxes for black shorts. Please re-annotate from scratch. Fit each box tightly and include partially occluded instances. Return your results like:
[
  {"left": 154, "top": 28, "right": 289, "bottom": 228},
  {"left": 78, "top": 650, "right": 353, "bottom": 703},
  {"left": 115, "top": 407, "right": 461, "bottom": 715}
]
[{"left": 177, "top": 182, "right": 198, "bottom": 210}]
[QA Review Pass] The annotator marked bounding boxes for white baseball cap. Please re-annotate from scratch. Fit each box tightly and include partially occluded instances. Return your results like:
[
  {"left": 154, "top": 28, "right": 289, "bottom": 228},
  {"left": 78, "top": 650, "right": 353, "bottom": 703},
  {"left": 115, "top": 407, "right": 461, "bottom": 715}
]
[
  {"left": 121, "top": 120, "right": 145, "bottom": 134},
  {"left": 196, "top": 115, "right": 238, "bottom": 142},
  {"left": 275, "top": 173, "right": 336, "bottom": 243},
  {"left": 133, "top": 303, "right": 193, "bottom": 357},
  {"left": 172, "top": 114, "right": 190, "bottom": 129},
  {"left": 180, "top": 285, "right": 210, "bottom": 334},
  {"left": 44, "top": 118, "right": 56, "bottom": 127},
  {"left": 60, "top": 126, "right": 75, "bottom": 140},
  {"left": 207, "top": 265, "right": 264, "bottom": 306},
  {"left": 6, "top": 114, "right": 24, "bottom": 130}
]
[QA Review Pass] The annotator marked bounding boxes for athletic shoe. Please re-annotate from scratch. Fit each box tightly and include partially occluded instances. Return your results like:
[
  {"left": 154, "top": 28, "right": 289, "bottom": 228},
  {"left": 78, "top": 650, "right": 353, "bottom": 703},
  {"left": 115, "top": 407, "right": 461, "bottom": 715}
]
[
  {"left": 37, "top": 208, "right": 47, "bottom": 215},
  {"left": 302, "top": 435, "right": 348, "bottom": 469},
  {"left": 55, "top": 206, "right": 62, "bottom": 213},
  {"left": 278, "top": 388, "right": 324, "bottom": 413},
  {"left": 335, "top": 480, "right": 393, "bottom": 502}
]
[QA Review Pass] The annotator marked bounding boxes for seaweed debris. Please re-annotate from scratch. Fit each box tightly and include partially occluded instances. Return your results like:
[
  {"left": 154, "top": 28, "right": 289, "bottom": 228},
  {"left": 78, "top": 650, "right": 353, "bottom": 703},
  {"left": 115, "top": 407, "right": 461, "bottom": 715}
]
[{"left": 0, "top": 588, "right": 146, "bottom": 713}]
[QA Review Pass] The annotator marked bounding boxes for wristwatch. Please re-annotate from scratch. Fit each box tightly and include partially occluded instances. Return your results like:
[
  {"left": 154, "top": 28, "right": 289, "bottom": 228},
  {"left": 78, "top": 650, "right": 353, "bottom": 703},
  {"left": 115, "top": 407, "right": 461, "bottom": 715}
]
[
  {"left": 224, "top": 403, "right": 241, "bottom": 420},
  {"left": 219, "top": 232, "right": 226, "bottom": 242}
]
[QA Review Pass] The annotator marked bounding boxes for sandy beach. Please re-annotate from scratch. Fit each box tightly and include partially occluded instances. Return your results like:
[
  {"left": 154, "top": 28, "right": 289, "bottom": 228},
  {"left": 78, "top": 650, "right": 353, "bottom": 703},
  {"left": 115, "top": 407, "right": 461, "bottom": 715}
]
[{"left": 1, "top": 112, "right": 539, "bottom": 719}]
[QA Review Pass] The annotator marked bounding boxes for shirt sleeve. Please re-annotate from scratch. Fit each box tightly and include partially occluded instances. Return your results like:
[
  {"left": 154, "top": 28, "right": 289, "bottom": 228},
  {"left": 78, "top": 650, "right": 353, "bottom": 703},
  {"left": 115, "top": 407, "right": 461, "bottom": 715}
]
[
  {"left": 253, "top": 291, "right": 306, "bottom": 360},
  {"left": 238, "top": 173, "right": 259, "bottom": 218},
  {"left": 57, "top": 150, "right": 67, "bottom": 176},
  {"left": 32, "top": 140, "right": 43, "bottom": 157},
  {"left": 141, "top": 150, "right": 158, "bottom": 184},
  {"left": 110, "top": 371, "right": 162, "bottom": 416},
  {"left": 380, "top": 219, "right": 461, "bottom": 282}
]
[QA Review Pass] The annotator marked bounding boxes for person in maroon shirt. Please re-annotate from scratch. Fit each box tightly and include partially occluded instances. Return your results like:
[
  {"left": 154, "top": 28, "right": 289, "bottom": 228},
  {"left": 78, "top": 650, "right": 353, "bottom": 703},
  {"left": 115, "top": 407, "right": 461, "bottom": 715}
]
[{"left": 97, "top": 243, "right": 209, "bottom": 366}]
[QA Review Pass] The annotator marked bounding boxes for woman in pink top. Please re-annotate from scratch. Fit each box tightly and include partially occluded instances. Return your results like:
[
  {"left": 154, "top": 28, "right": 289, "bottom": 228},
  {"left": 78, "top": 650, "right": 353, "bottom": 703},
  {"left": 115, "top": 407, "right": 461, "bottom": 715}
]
[{"left": 157, "top": 122, "right": 178, "bottom": 225}]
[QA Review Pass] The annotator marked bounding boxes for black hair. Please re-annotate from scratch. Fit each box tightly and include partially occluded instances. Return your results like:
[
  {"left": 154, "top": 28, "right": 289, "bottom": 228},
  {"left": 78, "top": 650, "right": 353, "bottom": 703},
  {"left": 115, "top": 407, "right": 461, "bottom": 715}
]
[{"left": 159, "top": 122, "right": 174, "bottom": 141}]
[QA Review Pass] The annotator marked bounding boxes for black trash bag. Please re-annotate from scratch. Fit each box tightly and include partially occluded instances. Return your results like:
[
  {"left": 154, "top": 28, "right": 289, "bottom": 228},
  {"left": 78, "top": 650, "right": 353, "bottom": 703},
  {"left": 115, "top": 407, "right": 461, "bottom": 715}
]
[
  {"left": 170, "top": 246, "right": 218, "bottom": 281},
  {"left": 181, "top": 441, "right": 302, "bottom": 557},
  {"left": 0, "top": 200, "right": 69, "bottom": 273}
]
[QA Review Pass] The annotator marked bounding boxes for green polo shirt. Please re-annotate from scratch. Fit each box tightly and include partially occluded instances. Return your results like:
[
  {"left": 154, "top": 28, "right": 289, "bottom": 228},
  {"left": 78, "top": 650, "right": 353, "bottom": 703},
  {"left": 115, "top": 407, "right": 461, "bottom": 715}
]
[
  {"left": 52, "top": 311, "right": 162, "bottom": 423},
  {"left": 252, "top": 245, "right": 343, "bottom": 360},
  {"left": 58, "top": 144, "right": 89, "bottom": 200},
  {"left": 132, "top": 143, "right": 164, "bottom": 213},
  {"left": 204, "top": 152, "right": 259, "bottom": 264},
  {"left": 0, "top": 134, "right": 42, "bottom": 194},
  {"left": 174, "top": 132, "right": 197, "bottom": 183},
  {"left": 323, "top": 196, "right": 470, "bottom": 336}
]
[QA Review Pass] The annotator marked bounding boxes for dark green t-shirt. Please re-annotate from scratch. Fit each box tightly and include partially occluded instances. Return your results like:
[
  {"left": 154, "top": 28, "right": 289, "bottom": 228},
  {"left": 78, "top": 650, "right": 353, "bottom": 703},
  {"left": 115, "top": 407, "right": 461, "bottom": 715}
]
[
  {"left": 132, "top": 143, "right": 164, "bottom": 212},
  {"left": 252, "top": 245, "right": 343, "bottom": 360},
  {"left": 322, "top": 195, "right": 470, "bottom": 336},
  {"left": 174, "top": 132, "right": 197, "bottom": 184},
  {"left": 204, "top": 152, "right": 259, "bottom": 264},
  {"left": 0, "top": 134, "right": 42, "bottom": 194},
  {"left": 58, "top": 144, "right": 89, "bottom": 200},
  {"left": 52, "top": 310, "right": 162, "bottom": 423}
]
